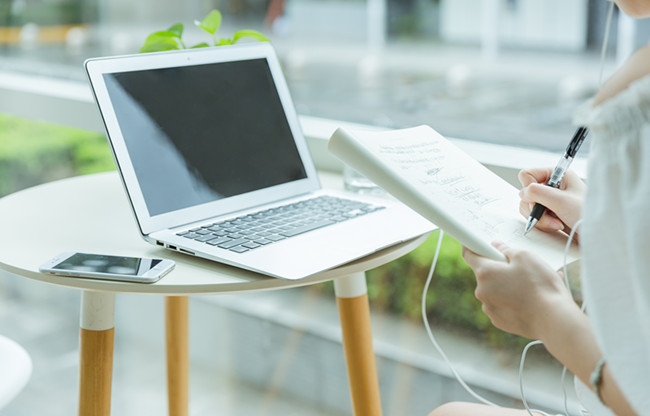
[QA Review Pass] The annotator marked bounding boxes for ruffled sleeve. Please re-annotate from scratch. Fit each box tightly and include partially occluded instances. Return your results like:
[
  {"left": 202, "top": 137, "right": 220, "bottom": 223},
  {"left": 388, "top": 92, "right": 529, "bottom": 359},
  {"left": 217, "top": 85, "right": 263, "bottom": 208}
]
[
  {"left": 573, "top": 75, "right": 650, "bottom": 139},
  {"left": 576, "top": 73, "right": 650, "bottom": 415}
]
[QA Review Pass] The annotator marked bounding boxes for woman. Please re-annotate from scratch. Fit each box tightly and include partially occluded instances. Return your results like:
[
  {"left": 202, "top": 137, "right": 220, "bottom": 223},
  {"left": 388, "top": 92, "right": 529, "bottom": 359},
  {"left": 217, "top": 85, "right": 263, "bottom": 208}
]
[{"left": 430, "top": 1, "right": 650, "bottom": 415}]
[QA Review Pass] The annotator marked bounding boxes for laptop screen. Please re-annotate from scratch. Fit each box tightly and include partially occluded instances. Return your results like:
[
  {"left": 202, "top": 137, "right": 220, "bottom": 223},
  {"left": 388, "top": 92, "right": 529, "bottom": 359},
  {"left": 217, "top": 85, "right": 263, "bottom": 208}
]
[{"left": 102, "top": 57, "right": 307, "bottom": 217}]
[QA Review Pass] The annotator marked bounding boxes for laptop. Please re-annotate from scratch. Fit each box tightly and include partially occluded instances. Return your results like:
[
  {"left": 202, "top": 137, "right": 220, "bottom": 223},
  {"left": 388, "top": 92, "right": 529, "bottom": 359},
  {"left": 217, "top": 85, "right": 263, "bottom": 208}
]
[{"left": 84, "top": 43, "right": 433, "bottom": 280}]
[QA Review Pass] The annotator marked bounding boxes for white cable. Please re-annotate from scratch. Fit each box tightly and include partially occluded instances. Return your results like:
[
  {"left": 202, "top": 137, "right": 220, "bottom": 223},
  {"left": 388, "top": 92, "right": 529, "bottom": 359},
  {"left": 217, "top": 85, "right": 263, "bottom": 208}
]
[
  {"left": 520, "top": 340, "right": 546, "bottom": 416},
  {"left": 519, "top": 4, "right": 611, "bottom": 403},
  {"left": 556, "top": 5, "right": 613, "bottom": 413},
  {"left": 599, "top": 1, "right": 616, "bottom": 86},
  {"left": 562, "top": 219, "right": 583, "bottom": 291},
  {"left": 422, "top": 231, "right": 553, "bottom": 414},
  {"left": 561, "top": 366, "right": 571, "bottom": 416},
  {"left": 421, "top": 230, "right": 499, "bottom": 407},
  {"left": 559, "top": 220, "right": 587, "bottom": 416},
  {"left": 517, "top": 219, "right": 584, "bottom": 416},
  {"left": 556, "top": 6, "right": 612, "bottom": 410},
  {"left": 424, "top": 6, "right": 614, "bottom": 412},
  {"left": 422, "top": 200, "right": 586, "bottom": 414}
]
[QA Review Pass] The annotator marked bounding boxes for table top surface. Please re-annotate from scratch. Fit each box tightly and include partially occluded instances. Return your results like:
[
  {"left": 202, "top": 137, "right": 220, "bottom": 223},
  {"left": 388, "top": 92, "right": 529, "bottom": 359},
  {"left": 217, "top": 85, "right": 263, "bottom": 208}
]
[{"left": 0, "top": 172, "right": 428, "bottom": 295}]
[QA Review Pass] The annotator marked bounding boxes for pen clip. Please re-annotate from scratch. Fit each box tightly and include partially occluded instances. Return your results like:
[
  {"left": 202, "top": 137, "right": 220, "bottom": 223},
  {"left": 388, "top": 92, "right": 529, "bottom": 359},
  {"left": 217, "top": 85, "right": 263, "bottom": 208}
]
[{"left": 566, "top": 127, "right": 588, "bottom": 157}]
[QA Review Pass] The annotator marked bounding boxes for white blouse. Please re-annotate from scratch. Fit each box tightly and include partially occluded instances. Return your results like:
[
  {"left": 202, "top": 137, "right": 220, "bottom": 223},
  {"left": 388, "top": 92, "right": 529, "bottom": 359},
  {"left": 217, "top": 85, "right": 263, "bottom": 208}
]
[{"left": 575, "top": 74, "right": 650, "bottom": 415}]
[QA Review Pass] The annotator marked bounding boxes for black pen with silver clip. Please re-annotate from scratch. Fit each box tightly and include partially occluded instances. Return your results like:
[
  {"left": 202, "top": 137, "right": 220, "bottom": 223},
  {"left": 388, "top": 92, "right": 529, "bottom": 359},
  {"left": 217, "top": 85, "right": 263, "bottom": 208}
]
[{"left": 523, "top": 126, "right": 588, "bottom": 236}]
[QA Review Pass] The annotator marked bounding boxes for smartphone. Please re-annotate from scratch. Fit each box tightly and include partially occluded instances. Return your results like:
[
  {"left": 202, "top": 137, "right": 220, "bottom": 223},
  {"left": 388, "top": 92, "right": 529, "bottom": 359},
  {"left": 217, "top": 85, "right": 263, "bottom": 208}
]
[{"left": 39, "top": 252, "right": 175, "bottom": 283}]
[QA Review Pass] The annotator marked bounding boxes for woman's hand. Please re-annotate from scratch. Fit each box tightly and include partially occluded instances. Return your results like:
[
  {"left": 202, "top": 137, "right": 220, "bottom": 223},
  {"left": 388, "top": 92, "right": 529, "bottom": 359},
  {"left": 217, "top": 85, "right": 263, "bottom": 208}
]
[
  {"left": 518, "top": 168, "right": 585, "bottom": 238},
  {"left": 463, "top": 243, "right": 637, "bottom": 416},
  {"left": 462, "top": 242, "right": 579, "bottom": 341}
]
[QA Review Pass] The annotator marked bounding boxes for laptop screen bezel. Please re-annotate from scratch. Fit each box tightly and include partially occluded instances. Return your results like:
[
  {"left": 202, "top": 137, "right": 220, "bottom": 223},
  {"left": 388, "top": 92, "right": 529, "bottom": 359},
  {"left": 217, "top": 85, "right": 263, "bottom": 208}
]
[{"left": 85, "top": 43, "right": 320, "bottom": 236}]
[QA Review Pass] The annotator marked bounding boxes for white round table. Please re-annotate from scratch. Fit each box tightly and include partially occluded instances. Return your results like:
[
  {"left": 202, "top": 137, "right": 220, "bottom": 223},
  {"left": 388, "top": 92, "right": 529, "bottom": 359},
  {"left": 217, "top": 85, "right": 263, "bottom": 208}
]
[{"left": 0, "top": 172, "right": 428, "bottom": 416}]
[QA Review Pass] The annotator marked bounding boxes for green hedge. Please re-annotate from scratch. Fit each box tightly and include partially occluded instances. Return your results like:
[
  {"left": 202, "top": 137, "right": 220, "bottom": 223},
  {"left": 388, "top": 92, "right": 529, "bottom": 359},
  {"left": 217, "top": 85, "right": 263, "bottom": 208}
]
[
  {"left": 1, "top": 113, "right": 528, "bottom": 350},
  {"left": 0, "top": 113, "right": 114, "bottom": 196},
  {"left": 0, "top": 0, "right": 98, "bottom": 26}
]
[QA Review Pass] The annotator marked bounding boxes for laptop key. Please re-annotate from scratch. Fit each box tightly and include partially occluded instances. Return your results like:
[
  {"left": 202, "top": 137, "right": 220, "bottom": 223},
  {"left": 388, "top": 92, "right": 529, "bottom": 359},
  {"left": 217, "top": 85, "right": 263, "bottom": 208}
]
[
  {"left": 229, "top": 246, "right": 249, "bottom": 253},
  {"left": 206, "top": 237, "right": 232, "bottom": 246},
  {"left": 196, "top": 234, "right": 218, "bottom": 242},
  {"left": 218, "top": 238, "right": 249, "bottom": 249},
  {"left": 181, "top": 232, "right": 201, "bottom": 239},
  {"left": 343, "top": 209, "right": 364, "bottom": 217},
  {"left": 280, "top": 219, "right": 336, "bottom": 237}
]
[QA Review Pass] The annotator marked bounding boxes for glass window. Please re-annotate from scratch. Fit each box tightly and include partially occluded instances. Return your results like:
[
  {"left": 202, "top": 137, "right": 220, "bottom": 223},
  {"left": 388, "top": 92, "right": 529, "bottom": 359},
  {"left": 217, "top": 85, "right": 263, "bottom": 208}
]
[{"left": 2, "top": 0, "right": 649, "bottom": 153}]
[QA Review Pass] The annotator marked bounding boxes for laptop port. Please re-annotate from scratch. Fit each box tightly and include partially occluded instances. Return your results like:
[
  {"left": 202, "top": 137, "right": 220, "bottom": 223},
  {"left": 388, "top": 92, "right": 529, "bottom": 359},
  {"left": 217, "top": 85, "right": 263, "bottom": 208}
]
[
  {"left": 156, "top": 241, "right": 164, "bottom": 246},
  {"left": 167, "top": 245, "right": 177, "bottom": 250},
  {"left": 179, "top": 248, "right": 195, "bottom": 255}
]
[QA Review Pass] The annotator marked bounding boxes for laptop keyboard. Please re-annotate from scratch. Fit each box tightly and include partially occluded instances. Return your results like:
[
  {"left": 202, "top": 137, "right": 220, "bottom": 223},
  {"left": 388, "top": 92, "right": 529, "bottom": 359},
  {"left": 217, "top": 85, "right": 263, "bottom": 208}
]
[{"left": 176, "top": 195, "right": 385, "bottom": 253}]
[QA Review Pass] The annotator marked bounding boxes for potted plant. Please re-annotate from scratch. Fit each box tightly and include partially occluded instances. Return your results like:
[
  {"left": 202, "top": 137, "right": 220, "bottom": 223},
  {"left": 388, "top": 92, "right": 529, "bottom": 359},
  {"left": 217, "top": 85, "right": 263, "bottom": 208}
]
[{"left": 139, "top": 9, "right": 269, "bottom": 53}]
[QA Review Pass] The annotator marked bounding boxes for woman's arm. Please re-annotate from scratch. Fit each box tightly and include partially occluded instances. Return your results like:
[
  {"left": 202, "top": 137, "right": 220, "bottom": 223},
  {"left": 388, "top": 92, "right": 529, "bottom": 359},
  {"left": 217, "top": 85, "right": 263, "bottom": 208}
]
[
  {"left": 541, "top": 309, "right": 636, "bottom": 416},
  {"left": 594, "top": 45, "right": 650, "bottom": 106},
  {"left": 463, "top": 244, "right": 637, "bottom": 415}
]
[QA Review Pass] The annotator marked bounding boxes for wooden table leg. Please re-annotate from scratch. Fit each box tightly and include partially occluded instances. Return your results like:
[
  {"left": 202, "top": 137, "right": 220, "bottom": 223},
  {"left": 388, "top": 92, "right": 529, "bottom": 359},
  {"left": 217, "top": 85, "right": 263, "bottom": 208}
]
[
  {"left": 79, "top": 291, "right": 115, "bottom": 416},
  {"left": 165, "top": 296, "right": 189, "bottom": 416},
  {"left": 334, "top": 272, "right": 382, "bottom": 416}
]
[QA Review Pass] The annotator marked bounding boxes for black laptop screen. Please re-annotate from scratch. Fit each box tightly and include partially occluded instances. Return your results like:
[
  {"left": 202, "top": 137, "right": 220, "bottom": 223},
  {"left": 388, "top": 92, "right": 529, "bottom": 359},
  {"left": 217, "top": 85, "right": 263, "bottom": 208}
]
[{"left": 102, "top": 58, "right": 307, "bottom": 217}]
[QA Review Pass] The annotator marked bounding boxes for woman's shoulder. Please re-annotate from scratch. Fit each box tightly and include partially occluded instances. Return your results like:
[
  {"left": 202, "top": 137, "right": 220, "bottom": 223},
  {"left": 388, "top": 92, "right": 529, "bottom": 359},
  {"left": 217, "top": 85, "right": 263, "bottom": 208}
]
[
  {"left": 593, "top": 45, "right": 650, "bottom": 106},
  {"left": 574, "top": 46, "right": 650, "bottom": 138}
]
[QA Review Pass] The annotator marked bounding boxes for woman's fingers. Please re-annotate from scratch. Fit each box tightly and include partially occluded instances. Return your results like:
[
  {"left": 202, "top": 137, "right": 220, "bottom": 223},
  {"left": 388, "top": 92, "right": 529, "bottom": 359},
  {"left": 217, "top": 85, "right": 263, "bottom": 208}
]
[
  {"left": 519, "top": 199, "right": 565, "bottom": 232},
  {"left": 518, "top": 168, "right": 552, "bottom": 187}
]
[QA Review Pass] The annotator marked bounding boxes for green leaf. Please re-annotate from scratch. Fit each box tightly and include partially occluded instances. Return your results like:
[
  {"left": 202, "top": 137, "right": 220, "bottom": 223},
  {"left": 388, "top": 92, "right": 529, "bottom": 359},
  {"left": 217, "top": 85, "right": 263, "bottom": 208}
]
[
  {"left": 189, "top": 42, "right": 210, "bottom": 49},
  {"left": 232, "top": 30, "right": 270, "bottom": 43},
  {"left": 167, "top": 23, "right": 184, "bottom": 38},
  {"left": 196, "top": 9, "right": 222, "bottom": 35},
  {"left": 139, "top": 38, "right": 180, "bottom": 53},
  {"left": 217, "top": 38, "right": 234, "bottom": 46},
  {"left": 144, "top": 30, "right": 181, "bottom": 43},
  {"left": 139, "top": 30, "right": 182, "bottom": 53}
]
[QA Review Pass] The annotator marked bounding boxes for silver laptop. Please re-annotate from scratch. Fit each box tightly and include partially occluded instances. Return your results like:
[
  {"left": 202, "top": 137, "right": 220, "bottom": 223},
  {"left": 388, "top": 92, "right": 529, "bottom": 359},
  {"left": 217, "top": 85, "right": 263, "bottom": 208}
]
[{"left": 84, "top": 43, "right": 433, "bottom": 280}]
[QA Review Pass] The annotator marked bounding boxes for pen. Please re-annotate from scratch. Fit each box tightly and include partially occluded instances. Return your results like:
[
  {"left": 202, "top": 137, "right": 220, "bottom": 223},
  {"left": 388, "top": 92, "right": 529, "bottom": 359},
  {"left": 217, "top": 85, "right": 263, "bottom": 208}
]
[{"left": 523, "top": 126, "right": 588, "bottom": 235}]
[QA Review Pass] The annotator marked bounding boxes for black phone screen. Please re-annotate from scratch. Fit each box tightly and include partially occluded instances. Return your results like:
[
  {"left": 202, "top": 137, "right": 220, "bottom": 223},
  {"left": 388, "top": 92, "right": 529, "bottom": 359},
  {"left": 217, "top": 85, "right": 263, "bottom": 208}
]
[{"left": 52, "top": 253, "right": 161, "bottom": 276}]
